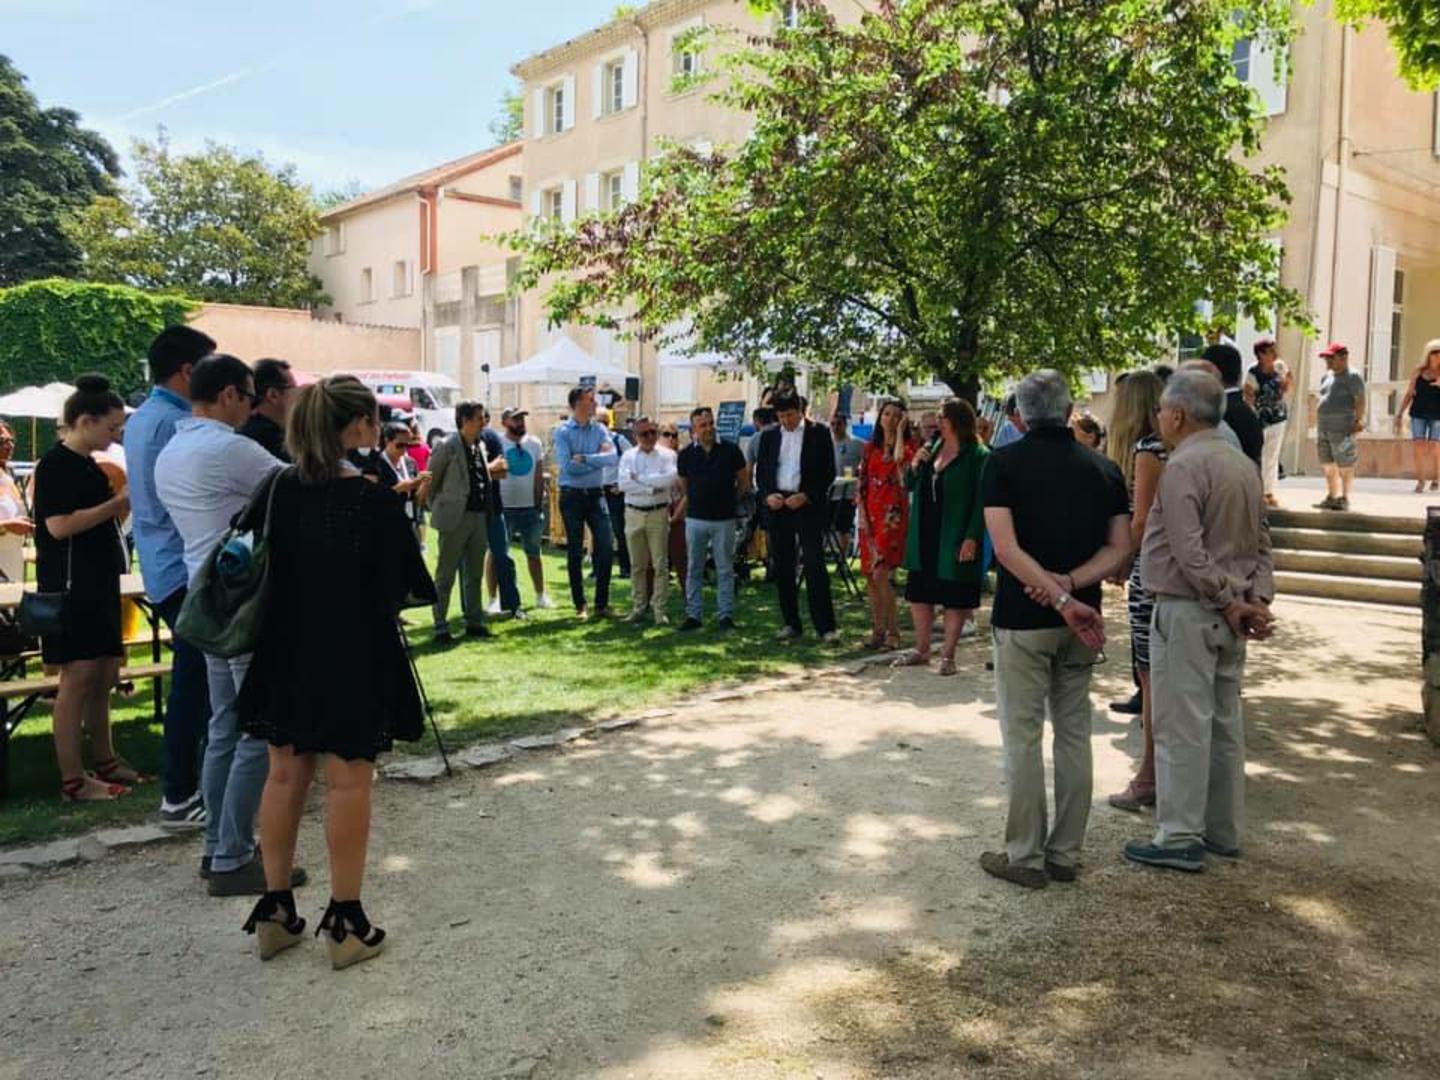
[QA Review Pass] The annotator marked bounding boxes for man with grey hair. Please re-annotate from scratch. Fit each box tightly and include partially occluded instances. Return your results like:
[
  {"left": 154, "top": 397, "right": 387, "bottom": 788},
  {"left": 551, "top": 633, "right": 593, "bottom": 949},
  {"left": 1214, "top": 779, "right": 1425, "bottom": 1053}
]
[
  {"left": 1124, "top": 368, "right": 1274, "bottom": 873},
  {"left": 980, "top": 369, "right": 1132, "bottom": 889}
]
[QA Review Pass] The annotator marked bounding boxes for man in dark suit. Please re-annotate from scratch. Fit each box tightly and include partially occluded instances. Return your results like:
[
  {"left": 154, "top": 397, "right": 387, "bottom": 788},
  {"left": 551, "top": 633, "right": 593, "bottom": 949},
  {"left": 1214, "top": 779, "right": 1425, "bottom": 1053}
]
[
  {"left": 1203, "top": 343, "right": 1263, "bottom": 468},
  {"left": 755, "top": 393, "right": 839, "bottom": 642}
]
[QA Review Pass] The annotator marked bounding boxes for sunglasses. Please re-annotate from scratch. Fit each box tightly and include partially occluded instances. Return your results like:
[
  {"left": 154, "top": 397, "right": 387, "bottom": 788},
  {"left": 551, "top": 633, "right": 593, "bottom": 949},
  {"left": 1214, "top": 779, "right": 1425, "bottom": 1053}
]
[
  {"left": 637, "top": 429, "right": 658, "bottom": 439},
  {"left": 660, "top": 431, "right": 678, "bottom": 438}
]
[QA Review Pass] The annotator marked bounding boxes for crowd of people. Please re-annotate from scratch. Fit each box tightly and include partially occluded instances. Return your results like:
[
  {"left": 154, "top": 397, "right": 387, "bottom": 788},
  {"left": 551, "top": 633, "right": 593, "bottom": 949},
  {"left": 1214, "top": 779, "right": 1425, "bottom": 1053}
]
[{"left": 12, "top": 322, "right": 1440, "bottom": 963}]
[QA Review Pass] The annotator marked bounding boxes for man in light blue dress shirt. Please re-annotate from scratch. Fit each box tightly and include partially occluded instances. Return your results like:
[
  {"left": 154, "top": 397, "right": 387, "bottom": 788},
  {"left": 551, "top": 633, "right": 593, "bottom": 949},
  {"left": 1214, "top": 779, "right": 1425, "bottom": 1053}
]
[
  {"left": 127, "top": 325, "right": 215, "bottom": 830},
  {"left": 552, "top": 386, "right": 618, "bottom": 618}
]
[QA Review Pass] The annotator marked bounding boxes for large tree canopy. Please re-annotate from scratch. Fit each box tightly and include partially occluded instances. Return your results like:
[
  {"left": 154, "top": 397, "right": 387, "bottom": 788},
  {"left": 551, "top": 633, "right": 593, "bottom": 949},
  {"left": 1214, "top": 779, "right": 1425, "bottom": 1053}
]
[
  {"left": 0, "top": 55, "right": 120, "bottom": 286},
  {"left": 1332, "top": 0, "right": 1440, "bottom": 88},
  {"left": 65, "top": 135, "right": 328, "bottom": 309},
  {"left": 512, "top": 0, "right": 1309, "bottom": 398}
]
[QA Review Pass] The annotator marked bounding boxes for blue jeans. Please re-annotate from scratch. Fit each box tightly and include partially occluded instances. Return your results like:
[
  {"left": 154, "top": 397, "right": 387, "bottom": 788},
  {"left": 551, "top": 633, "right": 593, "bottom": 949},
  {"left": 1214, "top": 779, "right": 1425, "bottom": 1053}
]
[
  {"left": 559, "top": 488, "right": 612, "bottom": 611},
  {"left": 201, "top": 654, "right": 268, "bottom": 873},
  {"left": 153, "top": 588, "right": 210, "bottom": 805},
  {"left": 685, "top": 517, "right": 736, "bottom": 620},
  {"left": 487, "top": 509, "right": 521, "bottom": 612}
]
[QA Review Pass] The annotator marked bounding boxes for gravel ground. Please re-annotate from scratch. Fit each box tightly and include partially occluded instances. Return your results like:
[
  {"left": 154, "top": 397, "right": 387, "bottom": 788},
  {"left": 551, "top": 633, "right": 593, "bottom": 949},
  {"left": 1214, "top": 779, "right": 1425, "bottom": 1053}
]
[{"left": 2, "top": 596, "right": 1437, "bottom": 1080}]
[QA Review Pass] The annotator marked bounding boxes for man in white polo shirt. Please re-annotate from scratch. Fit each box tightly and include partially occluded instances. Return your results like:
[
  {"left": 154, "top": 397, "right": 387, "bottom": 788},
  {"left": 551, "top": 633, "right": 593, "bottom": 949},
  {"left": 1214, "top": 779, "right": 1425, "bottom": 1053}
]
[
  {"left": 155, "top": 354, "right": 304, "bottom": 898},
  {"left": 618, "top": 415, "right": 678, "bottom": 625}
]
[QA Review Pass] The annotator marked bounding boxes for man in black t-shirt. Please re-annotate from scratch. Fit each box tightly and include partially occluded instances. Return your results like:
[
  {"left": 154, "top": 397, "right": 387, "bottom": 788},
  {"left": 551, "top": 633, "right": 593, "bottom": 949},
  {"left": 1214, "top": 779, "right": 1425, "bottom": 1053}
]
[
  {"left": 676, "top": 406, "right": 749, "bottom": 631},
  {"left": 979, "top": 370, "right": 1132, "bottom": 890}
]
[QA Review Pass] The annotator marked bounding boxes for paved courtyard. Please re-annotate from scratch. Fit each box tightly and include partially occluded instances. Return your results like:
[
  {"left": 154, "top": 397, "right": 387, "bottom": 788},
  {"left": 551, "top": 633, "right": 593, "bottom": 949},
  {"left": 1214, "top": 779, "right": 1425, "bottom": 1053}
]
[{"left": 1, "top": 595, "right": 1436, "bottom": 1079}]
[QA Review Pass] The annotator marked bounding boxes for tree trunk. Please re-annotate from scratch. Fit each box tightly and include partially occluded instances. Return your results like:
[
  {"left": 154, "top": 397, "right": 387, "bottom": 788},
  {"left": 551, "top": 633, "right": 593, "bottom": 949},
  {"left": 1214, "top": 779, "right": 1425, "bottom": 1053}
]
[{"left": 941, "top": 371, "right": 981, "bottom": 406}]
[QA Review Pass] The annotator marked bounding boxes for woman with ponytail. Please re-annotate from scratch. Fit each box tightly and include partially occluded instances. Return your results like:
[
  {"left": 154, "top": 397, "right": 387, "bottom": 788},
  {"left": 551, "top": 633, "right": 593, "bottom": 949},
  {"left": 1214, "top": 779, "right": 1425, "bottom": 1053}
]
[
  {"left": 34, "top": 375, "right": 137, "bottom": 801},
  {"left": 236, "top": 376, "right": 436, "bottom": 970}
]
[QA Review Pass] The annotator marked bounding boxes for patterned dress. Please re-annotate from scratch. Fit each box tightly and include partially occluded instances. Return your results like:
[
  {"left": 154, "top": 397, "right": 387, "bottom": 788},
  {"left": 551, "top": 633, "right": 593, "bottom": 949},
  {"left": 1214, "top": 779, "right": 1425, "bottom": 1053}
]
[
  {"left": 858, "top": 439, "right": 916, "bottom": 574},
  {"left": 1128, "top": 433, "right": 1168, "bottom": 672}
]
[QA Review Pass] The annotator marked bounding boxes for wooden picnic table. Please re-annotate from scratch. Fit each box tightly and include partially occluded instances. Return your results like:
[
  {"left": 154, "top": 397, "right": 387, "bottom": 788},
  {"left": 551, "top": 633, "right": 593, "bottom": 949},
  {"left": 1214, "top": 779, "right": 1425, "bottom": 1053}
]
[{"left": 0, "top": 573, "right": 167, "bottom": 798}]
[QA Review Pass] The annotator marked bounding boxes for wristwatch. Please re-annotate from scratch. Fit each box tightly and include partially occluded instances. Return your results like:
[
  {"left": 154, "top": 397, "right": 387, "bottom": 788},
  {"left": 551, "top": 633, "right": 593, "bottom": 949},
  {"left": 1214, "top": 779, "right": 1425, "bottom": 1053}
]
[{"left": 1053, "top": 592, "right": 1073, "bottom": 612}]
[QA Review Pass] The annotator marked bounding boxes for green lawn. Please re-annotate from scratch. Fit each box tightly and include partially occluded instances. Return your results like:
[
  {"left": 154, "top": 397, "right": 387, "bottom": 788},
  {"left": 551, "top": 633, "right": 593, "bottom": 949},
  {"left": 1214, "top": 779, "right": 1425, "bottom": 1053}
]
[{"left": 0, "top": 549, "right": 876, "bottom": 847}]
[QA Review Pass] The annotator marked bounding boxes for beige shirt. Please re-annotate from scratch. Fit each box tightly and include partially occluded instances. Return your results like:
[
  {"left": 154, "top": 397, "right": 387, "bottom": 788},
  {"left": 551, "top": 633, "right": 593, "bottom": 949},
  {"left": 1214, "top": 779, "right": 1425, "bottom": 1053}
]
[{"left": 1140, "top": 428, "right": 1274, "bottom": 609}]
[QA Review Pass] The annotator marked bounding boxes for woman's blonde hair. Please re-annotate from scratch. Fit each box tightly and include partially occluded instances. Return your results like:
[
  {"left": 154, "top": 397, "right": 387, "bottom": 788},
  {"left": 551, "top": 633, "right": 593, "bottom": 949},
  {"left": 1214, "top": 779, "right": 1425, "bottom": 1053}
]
[
  {"left": 287, "top": 375, "right": 376, "bottom": 484},
  {"left": 1422, "top": 340, "right": 1440, "bottom": 369},
  {"left": 1107, "top": 370, "right": 1165, "bottom": 488}
]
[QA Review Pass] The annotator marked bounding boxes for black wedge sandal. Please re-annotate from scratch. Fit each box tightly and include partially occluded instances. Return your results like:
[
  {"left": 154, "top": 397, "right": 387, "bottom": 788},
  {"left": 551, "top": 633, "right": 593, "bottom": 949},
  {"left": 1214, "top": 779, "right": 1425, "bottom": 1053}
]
[
  {"left": 242, "top": 890, "right": 307, "bottom": 961},
  {"left": 317, "top": 899, "right": 386, "bottom": 971}
]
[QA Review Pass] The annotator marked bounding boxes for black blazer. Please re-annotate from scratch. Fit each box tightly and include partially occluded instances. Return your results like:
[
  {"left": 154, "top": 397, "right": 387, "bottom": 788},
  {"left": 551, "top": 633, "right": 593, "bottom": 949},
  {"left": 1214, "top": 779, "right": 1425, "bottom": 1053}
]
[
  {"left": 1224, "top": 390, "right": 1264, "bottom": 468},
  {"left": 756, "top": 419, "right": 837, "bottom": 509}
]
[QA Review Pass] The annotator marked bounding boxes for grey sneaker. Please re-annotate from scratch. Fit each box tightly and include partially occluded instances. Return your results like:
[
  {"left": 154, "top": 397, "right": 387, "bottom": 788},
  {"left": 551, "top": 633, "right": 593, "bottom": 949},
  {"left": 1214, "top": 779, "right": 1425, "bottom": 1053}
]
[
  {"left": 776, "top": 625, "right": 802, "bottom": 642},
  {"left": 1123, "top": 841, "right": 1206, "bottom": 873},
  {"left": 158, "top": 793, "right": 206, "bottom": 831}
]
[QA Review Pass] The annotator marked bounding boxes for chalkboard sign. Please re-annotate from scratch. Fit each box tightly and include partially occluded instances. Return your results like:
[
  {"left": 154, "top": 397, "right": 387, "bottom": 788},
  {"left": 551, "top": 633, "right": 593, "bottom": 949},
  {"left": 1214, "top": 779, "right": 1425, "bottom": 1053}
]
[{"left": 716, "top": 400, "right": 746, "bottom": 443}]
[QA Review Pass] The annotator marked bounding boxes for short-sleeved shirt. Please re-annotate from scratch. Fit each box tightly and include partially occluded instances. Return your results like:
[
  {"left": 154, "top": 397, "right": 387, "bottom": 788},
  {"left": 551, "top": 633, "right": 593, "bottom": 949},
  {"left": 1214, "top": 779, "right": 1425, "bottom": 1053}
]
[
  {"left": 498, "top": 433, "right": 543, "bottom": 509},
  {"left": 1317, "top": 369, "right": 1365, "bottom": 431},
  {"left": 34, "top": 443, "right": 126, "bottom": 592},
  {"left": 678, "top": 439, "right": 748, "bottom": 521},
  {"left": 981, "top": 425, "right": 1130, "bottom": 630},
  {"left": 154, "top": 418, "right": 284, "bottom": 582}
]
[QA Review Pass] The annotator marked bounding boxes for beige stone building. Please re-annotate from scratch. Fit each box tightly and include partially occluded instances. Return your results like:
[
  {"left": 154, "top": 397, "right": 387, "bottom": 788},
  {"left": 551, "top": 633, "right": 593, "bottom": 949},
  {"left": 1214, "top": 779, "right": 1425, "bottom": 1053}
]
[{"left": 309, "top": 143, "right": 525, "bottom": 395}]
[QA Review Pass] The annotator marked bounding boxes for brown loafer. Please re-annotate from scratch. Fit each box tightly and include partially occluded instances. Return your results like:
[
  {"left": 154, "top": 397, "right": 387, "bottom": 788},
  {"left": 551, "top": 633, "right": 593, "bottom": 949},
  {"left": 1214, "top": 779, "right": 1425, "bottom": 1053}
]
[
  {"left": 979, "top": 851, "right": 1047, "bottom": 890},
  {"left": 1044, "top": 859, "right": 1078, "bottom": 883},
  {"left": 1108, "top": 786, "right": 1156, "bottom": 813}
]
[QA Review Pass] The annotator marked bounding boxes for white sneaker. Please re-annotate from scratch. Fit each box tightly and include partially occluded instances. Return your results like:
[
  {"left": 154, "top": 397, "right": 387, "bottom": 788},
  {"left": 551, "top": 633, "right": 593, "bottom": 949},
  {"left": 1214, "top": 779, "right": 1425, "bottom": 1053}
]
[
  {"left": 959, "top": 621, "right": 978, "bottom": 639},
  {"left": 535, "top": 593, "right": 556, "bottom": 610},
  {"left": 486, "top": 597, "right": 502, "bottom": 615}
]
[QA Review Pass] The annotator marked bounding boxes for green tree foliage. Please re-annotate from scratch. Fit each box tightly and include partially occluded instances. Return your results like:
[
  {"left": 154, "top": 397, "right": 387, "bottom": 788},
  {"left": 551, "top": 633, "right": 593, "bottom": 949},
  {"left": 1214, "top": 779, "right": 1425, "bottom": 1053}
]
[
  {"left": 1331, "top": 1, "right": 1439, "bottom": 88},
  {"left": 65, "top": 134, "right": 328, "bottom": 309},
  {"left": 0, "top": 279, "right": 197, "bottom": 396},
  {"left": 512, "top": 0, "right": 1309, "bottom": 399},
  {"left": 489, "top": 88, "right": 525, "bottom": 145},
  {"left": 0, "top": 55, "right": 121, "bottom": 286},
  {"left": 314, "top": 179, "right": 367, "bottom": 211}
]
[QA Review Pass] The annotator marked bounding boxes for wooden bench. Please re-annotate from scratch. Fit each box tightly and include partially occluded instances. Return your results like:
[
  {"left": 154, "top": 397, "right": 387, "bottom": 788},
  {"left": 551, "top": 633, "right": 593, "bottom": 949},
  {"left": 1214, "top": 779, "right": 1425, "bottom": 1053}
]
[{"left": 0, "top": 662, "right": 171, "bottom": 799}]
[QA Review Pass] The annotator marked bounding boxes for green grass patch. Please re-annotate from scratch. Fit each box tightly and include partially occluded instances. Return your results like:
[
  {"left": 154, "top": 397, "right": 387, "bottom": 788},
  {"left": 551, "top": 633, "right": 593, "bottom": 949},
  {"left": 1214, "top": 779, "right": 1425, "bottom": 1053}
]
[{"left": 1, "top": 549, "right": 874, "bottom": 847}]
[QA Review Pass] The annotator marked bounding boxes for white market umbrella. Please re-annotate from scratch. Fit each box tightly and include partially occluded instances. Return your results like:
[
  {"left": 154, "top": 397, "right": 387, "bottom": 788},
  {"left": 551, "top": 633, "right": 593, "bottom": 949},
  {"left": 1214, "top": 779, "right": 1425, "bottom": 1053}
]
[
  {"left": 0, "top": 382, "right": 76, "bottom": 457},
  {"left": 489, "top": 335, "right": 630, "bottom": 386}
]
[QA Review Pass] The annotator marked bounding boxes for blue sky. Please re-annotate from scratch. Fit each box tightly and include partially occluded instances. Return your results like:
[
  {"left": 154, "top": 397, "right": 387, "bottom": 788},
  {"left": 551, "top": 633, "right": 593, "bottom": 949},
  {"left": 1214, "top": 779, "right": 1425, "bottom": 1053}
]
[{"left": 1, "top": 0, "right": 615, "bottom": 192}]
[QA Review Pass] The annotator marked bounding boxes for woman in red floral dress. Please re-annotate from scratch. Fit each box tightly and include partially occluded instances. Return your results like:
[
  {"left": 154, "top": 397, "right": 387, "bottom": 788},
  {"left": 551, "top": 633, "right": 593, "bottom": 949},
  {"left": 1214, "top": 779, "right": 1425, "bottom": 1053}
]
[{"left": 857, "top": 399, "right": 917, "bottom": 650}]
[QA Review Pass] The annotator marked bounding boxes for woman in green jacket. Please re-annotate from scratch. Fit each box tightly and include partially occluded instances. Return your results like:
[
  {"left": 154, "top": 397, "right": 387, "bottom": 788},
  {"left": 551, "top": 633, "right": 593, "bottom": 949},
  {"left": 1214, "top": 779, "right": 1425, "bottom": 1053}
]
[{"left": 893, "top": 397, "right": 988, "bottom": 676}]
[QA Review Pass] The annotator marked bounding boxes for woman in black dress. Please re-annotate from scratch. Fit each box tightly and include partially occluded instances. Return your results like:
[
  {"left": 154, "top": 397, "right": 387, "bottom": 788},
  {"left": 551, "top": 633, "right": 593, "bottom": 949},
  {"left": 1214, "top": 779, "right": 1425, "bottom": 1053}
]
[
  {"left": 33, "top": 375, "right": 136, "bottom": 801},
  {"left": 238, "top": 376, "right": 436, "bottom": 969}
]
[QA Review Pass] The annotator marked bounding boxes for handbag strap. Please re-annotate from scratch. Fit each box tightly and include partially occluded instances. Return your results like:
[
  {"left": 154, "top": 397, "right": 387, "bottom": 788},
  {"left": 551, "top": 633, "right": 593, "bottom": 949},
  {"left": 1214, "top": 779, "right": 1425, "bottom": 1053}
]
[{"left": 257, "top": 466, "right": 292, "bottom": 541}]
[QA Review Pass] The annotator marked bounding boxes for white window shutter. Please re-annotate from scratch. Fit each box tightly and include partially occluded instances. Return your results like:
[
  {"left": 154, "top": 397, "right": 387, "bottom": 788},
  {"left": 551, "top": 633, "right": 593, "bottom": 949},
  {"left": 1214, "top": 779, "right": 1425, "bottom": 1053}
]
[
  {"left": 1249, "top": 34, "right": 1288, "bottom": 117},
  {"left": 562, "top": 74, "right": 576, "bottom": 130},
  {"left": 1367, "top": 245, "right": 1397, "bottom": 382},
  {"left": 529, "top": 190, "right": 541, "bottom": 219},
  {"left": 622, "top": 49, "right": 639, "bottom": 109},
  {"left": 584, "top": 172, "right": 600, "bottom": 212},
  {"left": 561, "top": 179, "right": 578, "bottom": 224},
  {"left": 531, "top": 88, "right": 546, "bottom": 138},
  {"left": 621, "top": 160, "right": 640, "bottom": 203},
  {"left": 592, "top": 64, "right": 604, "bottom": 119}
]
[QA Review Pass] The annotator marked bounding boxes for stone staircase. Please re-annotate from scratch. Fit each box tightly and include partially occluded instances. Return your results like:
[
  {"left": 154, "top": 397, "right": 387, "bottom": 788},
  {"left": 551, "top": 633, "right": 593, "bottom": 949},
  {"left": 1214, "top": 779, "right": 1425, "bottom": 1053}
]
[{"left": 1270, "top": 508, "right": 1424, "bottom": 608}]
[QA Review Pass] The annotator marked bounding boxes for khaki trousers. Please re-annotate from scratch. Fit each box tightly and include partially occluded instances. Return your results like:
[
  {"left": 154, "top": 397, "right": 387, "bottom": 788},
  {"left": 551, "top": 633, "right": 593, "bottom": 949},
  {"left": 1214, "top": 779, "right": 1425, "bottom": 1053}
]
[
  {"left": 992, "top": 626, "right": 1097, "bottom": 870},
  {"left": 433, "top": 511, "right": 489, "bottom": 631},
  {"left": 625, "top": 506, "right": 671, "bottom": 615},
  {"left": 1150, "top": 598, "right": 1247, "bottom": 851}
]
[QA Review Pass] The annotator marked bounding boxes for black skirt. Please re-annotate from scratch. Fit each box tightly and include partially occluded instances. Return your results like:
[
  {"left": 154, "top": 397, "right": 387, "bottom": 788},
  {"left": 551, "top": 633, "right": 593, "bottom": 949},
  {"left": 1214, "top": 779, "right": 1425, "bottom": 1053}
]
[{"left": 904, "top": 571, "right": 980, "bottom": 611}]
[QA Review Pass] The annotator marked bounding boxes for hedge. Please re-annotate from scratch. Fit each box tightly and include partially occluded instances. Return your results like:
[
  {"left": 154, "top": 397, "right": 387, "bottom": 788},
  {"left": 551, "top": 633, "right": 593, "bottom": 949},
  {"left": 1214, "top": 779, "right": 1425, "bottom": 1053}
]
[{"left": 0, "top": 279, "right": 198, "bottom": 399}]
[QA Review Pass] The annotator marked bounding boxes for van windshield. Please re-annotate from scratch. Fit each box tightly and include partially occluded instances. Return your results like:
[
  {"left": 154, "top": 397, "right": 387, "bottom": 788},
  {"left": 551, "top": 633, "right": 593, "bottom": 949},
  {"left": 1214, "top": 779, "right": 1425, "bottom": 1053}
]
[{"left": 427, "top": 386, "right": 460, "bottom": 408}]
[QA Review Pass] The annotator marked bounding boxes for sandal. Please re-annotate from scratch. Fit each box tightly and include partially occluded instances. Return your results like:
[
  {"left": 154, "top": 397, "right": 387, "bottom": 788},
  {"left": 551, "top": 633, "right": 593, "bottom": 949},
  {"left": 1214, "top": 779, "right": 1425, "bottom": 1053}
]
[
  {"left": 61, "top": 774, "right": 129, "bottom": 802},
  {"left": 891, "top": 649, "right": 931, "bottom": 668},
  {"left": 243, "top": 890, "right": 308, "bottom": 961},
  {"left": 861, "top": 632, "right": 887, "bottom": 651},
  {"left": 93, "top": 757, "right": 149, "bottom": 786},
  {"left": 885, "top": 631, "right": 902, "bottom": 651},
  {"left": 317, "top": 899, "right": 387, "bottom": 971},
  {"left": 936, "top": 656, "right": 957, "bottom": 676}
]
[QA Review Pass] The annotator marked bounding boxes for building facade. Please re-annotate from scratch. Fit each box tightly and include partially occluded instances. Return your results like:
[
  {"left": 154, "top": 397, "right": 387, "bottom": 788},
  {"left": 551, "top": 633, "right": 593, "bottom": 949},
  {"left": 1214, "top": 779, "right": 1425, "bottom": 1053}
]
[{"left": 310, "top": 143, "right": 524, "bottom": 395}]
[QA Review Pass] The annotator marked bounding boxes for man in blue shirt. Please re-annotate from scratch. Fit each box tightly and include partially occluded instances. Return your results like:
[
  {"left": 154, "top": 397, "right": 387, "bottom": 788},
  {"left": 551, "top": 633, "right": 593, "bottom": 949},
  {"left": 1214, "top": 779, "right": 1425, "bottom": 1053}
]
[
  {"left": 128, "top": 325, "right": 216, "bottom": 831},
  {"left": 553, "top": 386, "right": 618, "bottom": 618}
]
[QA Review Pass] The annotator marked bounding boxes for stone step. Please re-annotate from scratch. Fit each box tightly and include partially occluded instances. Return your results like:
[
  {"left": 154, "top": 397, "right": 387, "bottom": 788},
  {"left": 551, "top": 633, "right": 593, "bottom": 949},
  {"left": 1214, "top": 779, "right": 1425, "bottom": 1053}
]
[
  {"left": 1273, "top": 571, "right": 1421, "bottom": 608},
  {"left": 1269, "top": 527, "right": 1423, "bottom": 559},
  {"left": 1269, "top": 508, "right": 1426, "bottom": 536},
  {"left": 1273, "top": 549, "right": 1423, "bottom": 583}
]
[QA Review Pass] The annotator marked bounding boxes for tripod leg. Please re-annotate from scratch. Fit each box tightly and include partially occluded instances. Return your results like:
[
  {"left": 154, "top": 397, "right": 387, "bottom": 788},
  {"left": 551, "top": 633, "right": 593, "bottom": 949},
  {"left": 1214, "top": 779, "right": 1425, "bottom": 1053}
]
[{"left": 397, "top": 620, "right": 452, "bottom": 775}]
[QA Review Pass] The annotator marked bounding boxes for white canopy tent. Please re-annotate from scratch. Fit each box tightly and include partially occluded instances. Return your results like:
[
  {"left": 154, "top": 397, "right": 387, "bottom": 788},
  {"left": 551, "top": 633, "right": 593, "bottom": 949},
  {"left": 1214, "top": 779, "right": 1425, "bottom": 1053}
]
[
  {"left": 0, "top": 382, "right": 75, "bottom": 420},
  {"left": 489, "top": 335, "right": 630, "bottom": 386}
]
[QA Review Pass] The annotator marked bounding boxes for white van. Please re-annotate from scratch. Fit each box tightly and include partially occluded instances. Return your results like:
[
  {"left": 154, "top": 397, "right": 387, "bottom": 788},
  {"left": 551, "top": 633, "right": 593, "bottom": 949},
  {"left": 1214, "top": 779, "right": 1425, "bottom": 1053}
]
[{"left": 349, "top": 370, "right": 462, "bottom": 445}]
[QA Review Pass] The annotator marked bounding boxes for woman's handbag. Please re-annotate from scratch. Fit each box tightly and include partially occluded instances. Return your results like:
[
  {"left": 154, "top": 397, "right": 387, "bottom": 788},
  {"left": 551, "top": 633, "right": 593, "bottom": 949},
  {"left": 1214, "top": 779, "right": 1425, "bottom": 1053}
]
[
  {"left": 18, "top": 539, "right": 72, "bottom": 639},
  {"left": 177, "top": 468, "right": 289, "bottom": 659}
]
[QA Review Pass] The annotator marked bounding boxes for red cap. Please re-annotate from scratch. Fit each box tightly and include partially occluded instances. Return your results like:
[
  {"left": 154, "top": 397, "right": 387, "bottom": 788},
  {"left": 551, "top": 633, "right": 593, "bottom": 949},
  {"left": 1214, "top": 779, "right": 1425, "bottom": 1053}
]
[{"left": 1319, "top": 341, "right": 1349, "bottom": 357}]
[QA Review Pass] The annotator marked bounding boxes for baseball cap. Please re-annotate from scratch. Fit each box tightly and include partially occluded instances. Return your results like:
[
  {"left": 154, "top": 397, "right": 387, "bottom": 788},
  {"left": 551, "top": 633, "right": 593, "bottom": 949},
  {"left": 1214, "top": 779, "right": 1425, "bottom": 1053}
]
[
  {"left": 501, "top": 408, "right": 529, "bottom": 421},
  {"left": 1319, "top": 341, "right": 1349, "bottom": 357}
]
